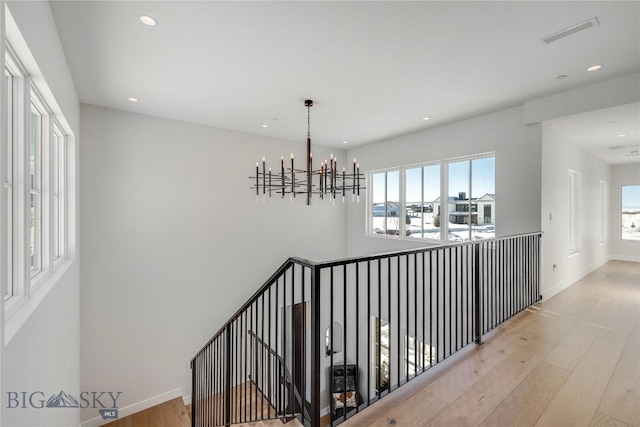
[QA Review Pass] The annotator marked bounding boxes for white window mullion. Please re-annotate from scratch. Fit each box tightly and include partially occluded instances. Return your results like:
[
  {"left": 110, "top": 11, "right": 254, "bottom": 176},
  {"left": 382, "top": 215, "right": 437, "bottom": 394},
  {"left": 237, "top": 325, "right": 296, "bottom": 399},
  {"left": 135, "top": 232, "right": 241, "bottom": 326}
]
[
  {"left": 441, "top": 161, "right": 449, "bottom": 242},
  {"left": 42, "top": 113, "right": 52, "bottom": 273},
  {"left": 15, "top": 76, "right": 31, "bottom": 299},
  {"left": 468, "top": 160, "right": 473, "bottom": 241}
]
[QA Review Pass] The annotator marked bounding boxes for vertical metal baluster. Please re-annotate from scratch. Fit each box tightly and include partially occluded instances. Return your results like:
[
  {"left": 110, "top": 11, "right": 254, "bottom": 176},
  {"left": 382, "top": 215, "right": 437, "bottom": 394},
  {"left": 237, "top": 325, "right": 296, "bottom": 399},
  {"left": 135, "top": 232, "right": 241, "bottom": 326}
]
[
  {"left": 343, "top": 264, "right": 348, "bottom": 419},
  {"left": 274, "top": 279, "right": 280, "bottom": 419},
  {"left": 448, "top": 247, "right": 452, "bottom": 356},
  {"left": 216, "top": 335, "right": 219, "bottom": 425},
  {"left": 251, "top": 302, "right": 255, "bottom": 421},
  {"left": 493, "top": 241, "right": 497, "bottom": 326},
  {"left": 225, "top": 325, "right": 232, "bottom": 427},
  {"left": 310, "top": 266, "right": 321, "bottom": 427},
  {"left": 367, "top": 260, "right": 371, "bottom": 405},
  {"left": 378, "top": 258, "right": 382, "bottom": 397},
  {"left": 355, "top": 262, "right": 360, "bottom": 413},
  {"left": 414, "top": 253, "right": 418, "bottom": 377},
  {"left": 268, "top": 285, "right": 272, "bottom": 419},
  {"left": 260, "top": 295, "right": 265, "bottom": 419},
  {"left": 242, "top": 312, "right": 246, "bottom": 423},
  {"left": 397, "top": 256, "right": 401, "bottom": 387},
  {"left": 191, "top": 359, "right": 196, "bottom": 426},
  {"left": 387, "top": 257, "right": 391, "bottom": 390},
  {"left": 301, "top": 265, "right": 306, "bottom": 421},
  {"left": 405, "top": 254, "right": 409, "bottom": 382},
  {"left": 462, "top": 246, "right": 467, "bottom": 344},
  {"left": 435, "top": 250, "right": 439, "bottom": 364},
  {"left": 290, "top": 266, "right": 295, "bottom": 420},
  {"left": 474, "top": 243, "right": 482, "bottom": 344},
  {"left": 234, "top": 320, "right": 238, "bottom": 423},
  {"left": 454, "top": 246, "right": 458, "bottom": 351},
  {"left": 282, "top": 271, "right": 287, "bottom": 418},
  {"left": 420, "top": 251, "right": 424, "bottom": 372},
  {"left": 503, "top": 239, "right": 507, "bottom": 323},
  {"left": 329, "top": 266, "right": 334, "bottom": 419},
  {"left": 214, "top": 336, "right": 218, "bottom": 425}
]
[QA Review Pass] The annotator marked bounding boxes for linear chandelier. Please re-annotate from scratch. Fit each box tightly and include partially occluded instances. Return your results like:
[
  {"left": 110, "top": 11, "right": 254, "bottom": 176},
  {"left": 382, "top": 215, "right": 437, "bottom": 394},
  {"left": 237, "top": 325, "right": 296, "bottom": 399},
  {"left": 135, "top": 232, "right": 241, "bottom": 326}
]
[{"left": 250, "top": 99, "right": 365, "bottom": 205}]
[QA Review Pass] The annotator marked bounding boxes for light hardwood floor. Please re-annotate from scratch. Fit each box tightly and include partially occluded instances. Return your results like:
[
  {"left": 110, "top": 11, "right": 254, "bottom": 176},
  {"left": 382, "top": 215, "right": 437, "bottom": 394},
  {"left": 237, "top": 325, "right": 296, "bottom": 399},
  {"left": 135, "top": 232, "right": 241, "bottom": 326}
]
[
  {"left": 341, "top": 260, "right": 640, "bottom": 427},
  {"left": 107, "top": 260, "right": 639, "bottom": 427}
]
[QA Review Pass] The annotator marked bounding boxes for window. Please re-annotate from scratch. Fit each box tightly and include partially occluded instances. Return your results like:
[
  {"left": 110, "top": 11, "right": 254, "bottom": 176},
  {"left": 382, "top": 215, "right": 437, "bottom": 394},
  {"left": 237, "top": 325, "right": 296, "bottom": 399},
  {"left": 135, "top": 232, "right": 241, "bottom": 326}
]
[
  {"left": 621, "top": 185, "right": 640, "bottom": 241},
  {"left": 405, "top": 164, "right": 440, "bottom": 240},
  {"left": 52, "top": 124, "right": 65, "bottom": 261},
  {"left": 371, "top": 170, "right": 400, "bottom": 236},
  {"left": 29, "top": 103, "right": 44, "bottom": 276},
  {"left": 447, "top": 156, "right": 495, "bottom": 241},
  {"left": 369, "top": 153, "right": 495, "bottom": 243},
  {"left": 2, "top": 44, "right": 72, "bottom": 325},
  {"left": 568, "top": 170, "right": 580, "bottom": 254},
  {"left": 3, "top": 65, "right": 15, "bottom": 300},
  {"left": 600, "top": 181, "right": 607, "bottom": 244},
  {"left": 373, "top": 317, "right": 390, "bottom": 394},
  {"left": 403, "top": 334, "right": 435, "bottom": 380}
]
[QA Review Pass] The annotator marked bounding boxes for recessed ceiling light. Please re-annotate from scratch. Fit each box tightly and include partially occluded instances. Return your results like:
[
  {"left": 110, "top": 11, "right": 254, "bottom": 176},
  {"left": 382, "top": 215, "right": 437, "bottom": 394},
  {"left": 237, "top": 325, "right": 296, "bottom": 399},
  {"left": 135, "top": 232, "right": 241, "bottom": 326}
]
[
  {"left": 261, "top": 124, "right": 269, "bottom": 128},
  {"left": 128, "top": 97, "right": 138, "bottom": 102},
  {"left": 422, "top": 117, "right": 431, "bottom": 121},
  {"left": 343, "top": 141, "right": 348, "bottom": 144},
  {"left": 586, "top": 64, "right": 602, "bottom": 72},
  {"left": 618, "top": 134, "right": 628, "bottom": 137},
  {"left": 139, "top": 15, "right": 157, "bottom": 26},
  {"left": 556, "top": 74, "right": 568, "bottom": 80}
]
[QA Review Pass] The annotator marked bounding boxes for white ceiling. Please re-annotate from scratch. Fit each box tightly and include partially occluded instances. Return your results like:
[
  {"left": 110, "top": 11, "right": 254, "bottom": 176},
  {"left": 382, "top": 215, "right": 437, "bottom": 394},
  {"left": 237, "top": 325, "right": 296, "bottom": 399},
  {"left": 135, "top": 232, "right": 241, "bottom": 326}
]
[
  {"left": 50, "top": 1, "right": 640, "bottom": 163},
  {"left": 546, "top": 102, "right": 640, "bottom": 165}
]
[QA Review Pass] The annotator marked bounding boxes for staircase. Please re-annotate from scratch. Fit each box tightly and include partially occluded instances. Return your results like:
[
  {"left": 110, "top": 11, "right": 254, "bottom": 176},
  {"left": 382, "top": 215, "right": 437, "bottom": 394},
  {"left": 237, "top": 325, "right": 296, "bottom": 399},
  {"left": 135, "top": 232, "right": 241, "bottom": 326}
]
[{"left": 191, "top": 232, "right": 542, "bottom": 427}]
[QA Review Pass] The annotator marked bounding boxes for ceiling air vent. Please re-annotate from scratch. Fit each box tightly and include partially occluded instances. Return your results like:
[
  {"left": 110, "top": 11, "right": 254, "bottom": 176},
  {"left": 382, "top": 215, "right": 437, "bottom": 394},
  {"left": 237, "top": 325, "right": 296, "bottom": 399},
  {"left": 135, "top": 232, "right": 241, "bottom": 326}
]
[{"left": 541, "top": 17, "right": 599, "bottom": 45}]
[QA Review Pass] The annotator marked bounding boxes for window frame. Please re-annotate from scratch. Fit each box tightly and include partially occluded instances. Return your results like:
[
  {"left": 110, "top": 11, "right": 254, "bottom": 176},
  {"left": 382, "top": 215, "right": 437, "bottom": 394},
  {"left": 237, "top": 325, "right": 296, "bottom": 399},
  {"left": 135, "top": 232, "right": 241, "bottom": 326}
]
[
  {"left": 2, "top": 42, "right": 72, "bottom": 330},
  {"left": 368, "top": 152, "right": 495, "bottom": 243},
  {"left": 621, "top": 184, "right": 640, "bottom": 242}
]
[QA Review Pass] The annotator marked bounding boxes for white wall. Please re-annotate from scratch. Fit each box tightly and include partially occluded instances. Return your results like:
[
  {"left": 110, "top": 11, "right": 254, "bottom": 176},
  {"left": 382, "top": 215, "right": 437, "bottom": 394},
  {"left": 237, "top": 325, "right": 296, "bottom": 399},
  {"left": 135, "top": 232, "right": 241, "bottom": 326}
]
[
  {"left": 79, "top": 104, "right": 348, "bottom": 423},
  {"left": 540, "top": 126, "right": 610, "bottom": 299},
  {"left": 346, "top": 105, "right": 543, "bottom": 256},
  {"left": 610, "top": 164, "right": 640, "bottom": 261},
  {"left": 2, "top": 2, "right": 80, "bottom": 427}
]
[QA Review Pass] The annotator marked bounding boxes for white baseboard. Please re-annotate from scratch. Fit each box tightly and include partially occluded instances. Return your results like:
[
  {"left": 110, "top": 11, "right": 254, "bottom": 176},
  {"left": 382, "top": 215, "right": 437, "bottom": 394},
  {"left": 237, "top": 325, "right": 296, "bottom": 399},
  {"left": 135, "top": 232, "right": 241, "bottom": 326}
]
[
  {"left": 610, "top": 254, "right": 640, "bottom": 263},
  {"left": 80, "top": 388, "right": 184, "bottom": 427},
  {"left": 541, "top": 258, "right": 609, "bottom": 301}
]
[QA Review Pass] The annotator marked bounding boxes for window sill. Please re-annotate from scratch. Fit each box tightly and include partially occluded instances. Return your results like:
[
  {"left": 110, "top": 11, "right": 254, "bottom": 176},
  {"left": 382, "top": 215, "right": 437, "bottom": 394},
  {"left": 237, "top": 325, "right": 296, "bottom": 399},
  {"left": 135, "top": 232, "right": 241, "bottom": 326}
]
[{"left": 4, "top": 258, "right": 75, "bottom": 345}]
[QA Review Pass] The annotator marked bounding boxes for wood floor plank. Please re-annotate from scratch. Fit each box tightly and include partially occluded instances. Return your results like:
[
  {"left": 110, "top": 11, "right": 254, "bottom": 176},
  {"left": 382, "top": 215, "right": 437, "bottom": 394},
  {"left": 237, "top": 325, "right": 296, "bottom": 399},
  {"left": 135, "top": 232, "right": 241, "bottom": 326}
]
[
  {"left": 423, "top": 338, "right": 554, "bottom": 427},
  {"left": 159, "top": 397, "right": 191, "bottom": 427},
  {"left": 420, "top": 332, "right": 523, "bottom": 404},
  {"left": 130, "top": 404, "right": 165, "bottom": 427},
  {"left": 358, "top": 390, "right": 447, "bottom": 427},
  {"left": 589, "top": 411, "right": 633, "bottom": 427},
  {"left": 479, "top": 362, "right": 570, "bottom": 427},
  {"left": 544, "top": 321, "right": 601, "bottom": 371},
  {"left": 534, "top": 336, "right": 625, "bottom": 427},
  {"left": 598, "top": 320, "right": 640, "bottom": 427}
]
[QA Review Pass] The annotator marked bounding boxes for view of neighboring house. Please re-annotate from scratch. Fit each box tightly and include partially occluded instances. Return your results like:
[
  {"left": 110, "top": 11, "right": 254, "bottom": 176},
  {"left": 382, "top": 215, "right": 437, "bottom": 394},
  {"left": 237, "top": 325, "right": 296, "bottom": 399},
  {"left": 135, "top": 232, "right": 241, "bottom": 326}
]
[{"left": 432, "top": 193, "right": 496, "bottom": 226}]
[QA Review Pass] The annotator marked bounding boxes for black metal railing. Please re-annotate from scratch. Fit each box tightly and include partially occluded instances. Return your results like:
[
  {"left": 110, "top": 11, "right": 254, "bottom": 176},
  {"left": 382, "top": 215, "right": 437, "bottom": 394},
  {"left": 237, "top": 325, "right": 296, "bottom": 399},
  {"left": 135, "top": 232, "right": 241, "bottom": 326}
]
[{"left": 191, "top": 232, "right": 542, "bottom": 427}]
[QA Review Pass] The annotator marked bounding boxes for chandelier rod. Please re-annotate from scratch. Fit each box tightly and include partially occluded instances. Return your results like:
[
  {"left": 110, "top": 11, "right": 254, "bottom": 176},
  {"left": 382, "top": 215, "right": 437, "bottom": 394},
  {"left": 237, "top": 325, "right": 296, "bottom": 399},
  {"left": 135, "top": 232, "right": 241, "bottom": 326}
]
[{"left": 306, "top": 99, "right": 313, "bottom": 205}]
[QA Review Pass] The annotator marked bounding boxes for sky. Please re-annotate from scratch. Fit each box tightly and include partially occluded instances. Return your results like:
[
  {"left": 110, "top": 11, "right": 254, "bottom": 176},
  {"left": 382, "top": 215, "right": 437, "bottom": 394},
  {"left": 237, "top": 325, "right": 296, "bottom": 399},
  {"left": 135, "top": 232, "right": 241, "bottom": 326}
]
[
  {"left": 373, "top": 157, "right": 495, "bottom": 204},
  {"left": 622, "top": 184, "right": 640, "bottom": 210}
]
